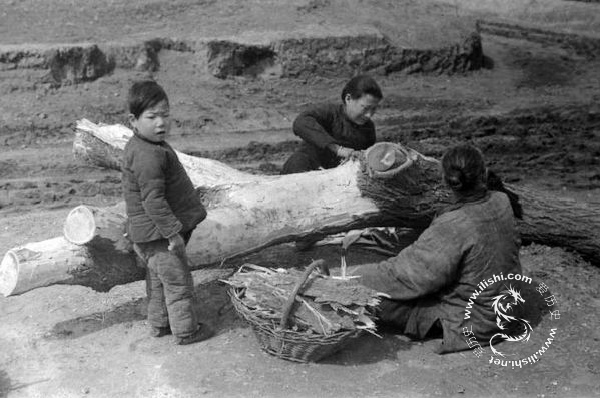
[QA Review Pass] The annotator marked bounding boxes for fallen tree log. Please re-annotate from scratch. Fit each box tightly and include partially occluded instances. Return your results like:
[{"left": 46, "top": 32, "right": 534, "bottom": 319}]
[
  {"left": 508, "top": 185, "right": 600, "bottom": 260},
  {"left": 67, "top": 131, "right": 446, "bottom": 263},
  {"left": 1, "top": 120, "right": 599, "bottom": 296},
  {"left": 69, "top": 120, "right": 449, "bottom": 236},
  {"left": 71, "top": 120, "right": 600, "bottom": 263},
  {"left": 0, "top": 237, "right": 143, "bottom": 296},
  {"left": 72, "top": 119, "right": 261, "bottom": 187}
]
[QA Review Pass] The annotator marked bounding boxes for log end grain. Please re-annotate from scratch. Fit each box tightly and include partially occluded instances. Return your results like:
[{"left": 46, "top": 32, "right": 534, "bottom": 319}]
[
  {"left": 0, "top": 250, "right": 18, "bottom": 297},
  {"left": 64, "top": 205, "right": 96, "bottom": 245}
]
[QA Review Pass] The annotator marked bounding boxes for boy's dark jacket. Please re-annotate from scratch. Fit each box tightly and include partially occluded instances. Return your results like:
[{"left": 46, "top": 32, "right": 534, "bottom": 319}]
[{"left": 122, "top": 134, "right": 206, "bottom": 243}]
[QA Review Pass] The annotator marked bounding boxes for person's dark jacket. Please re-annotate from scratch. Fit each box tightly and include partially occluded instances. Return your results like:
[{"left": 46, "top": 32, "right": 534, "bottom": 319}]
[
  {"left": 356, "top": 191, "right": 522, "bottom": 353},
  {"left": 122, "top": 134, "right": 206, "bottom": 243},
  {"left": 293, "top": 103, "right": 376, "bottom": 169}
]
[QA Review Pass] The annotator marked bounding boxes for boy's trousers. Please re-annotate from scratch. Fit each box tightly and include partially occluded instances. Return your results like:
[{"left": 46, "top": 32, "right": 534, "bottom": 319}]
[{"left": 134, "top": 231, "right": 198, "bottom": 338}]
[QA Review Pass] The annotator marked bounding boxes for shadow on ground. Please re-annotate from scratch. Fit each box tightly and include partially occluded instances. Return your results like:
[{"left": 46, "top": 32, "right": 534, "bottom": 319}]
[
  {"left": 46, "top": 297, "right": 147, "bottom": 339},
  {"left": 45, "top": 279, "right": 241, "bottom": 340},
  {"left": 323, "top": 332, "right": 415, "bottom": 365}
]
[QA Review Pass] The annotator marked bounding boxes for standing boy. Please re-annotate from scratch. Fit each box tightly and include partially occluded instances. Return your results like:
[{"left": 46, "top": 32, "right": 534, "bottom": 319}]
[{"left": 122, "top": 80, "right": 213, "bottom": 345}]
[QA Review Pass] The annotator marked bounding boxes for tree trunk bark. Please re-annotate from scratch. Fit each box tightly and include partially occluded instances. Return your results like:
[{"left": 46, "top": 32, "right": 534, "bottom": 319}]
[{"left": 510, "top": 185, "right": 600, "bottom": 261}]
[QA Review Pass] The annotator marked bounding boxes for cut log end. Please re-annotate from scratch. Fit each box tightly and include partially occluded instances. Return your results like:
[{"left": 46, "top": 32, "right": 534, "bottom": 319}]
[
  {"left": 0, "top": 251, "right": 18, "bottom": 297},
  {"left": 0, "top": 237, "right": 94, "bottom": 297},
  {"left": 64, "top": 205, "right": 96, "bottom": 245},
  {"left": 366, "top": 142, "right": 400, "bottom": 172},
  {"left": 357, "top": 143, "right": 449, "bottom": 229}
]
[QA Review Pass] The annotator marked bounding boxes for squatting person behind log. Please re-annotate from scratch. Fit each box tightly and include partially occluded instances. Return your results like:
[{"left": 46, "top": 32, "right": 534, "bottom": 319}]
[
  {"left": 281, "top": 74, "right": 383, "bottom": 174},
  {"left": 353, "top": 144, "right": 522, "bottom": 353},
  {"left": 122, "top": 80, "right": 213, "bottom": 345}
]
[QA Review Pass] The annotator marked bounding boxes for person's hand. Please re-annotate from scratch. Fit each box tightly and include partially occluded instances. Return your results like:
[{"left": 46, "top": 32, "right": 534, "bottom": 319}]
[
  {"left": 168, "top": 233, "right": 186, "bottom": 258},
  {"left": 336, "top": 146, "right": 355, "bottom": 159},
  {"left": 327, "top": 144, "right": 360, "bottom": 160},
  {"left": 328, "top": 144, "right": 356, "bottom": 159}
]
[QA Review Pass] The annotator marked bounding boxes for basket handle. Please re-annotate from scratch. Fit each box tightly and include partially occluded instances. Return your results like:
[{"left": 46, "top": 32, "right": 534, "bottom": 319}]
[{"left": 278, "top": 259, "right": 325, "bottom": 330}]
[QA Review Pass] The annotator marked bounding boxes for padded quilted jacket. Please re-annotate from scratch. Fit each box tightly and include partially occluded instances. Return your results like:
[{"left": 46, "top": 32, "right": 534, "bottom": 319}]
[
  {"left": 122, "top": 134, "right": 206, "bottom": 243},
  {"left": 357, "top": 191, "right": 522, "bottom": 353}
]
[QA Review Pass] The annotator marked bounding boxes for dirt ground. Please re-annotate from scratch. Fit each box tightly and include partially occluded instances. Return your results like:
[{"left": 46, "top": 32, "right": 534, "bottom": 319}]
[{"left": 1, "top": 1, "right": 600, "bottom": 397}]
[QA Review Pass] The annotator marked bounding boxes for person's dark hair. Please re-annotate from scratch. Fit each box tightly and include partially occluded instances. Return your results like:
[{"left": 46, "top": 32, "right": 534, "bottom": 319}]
[
  {"left": 128, "top": 80, "right": 169, "bottom": 119},
  {"left": 441, "top": 144, "right": 486, "bottom": 194},
  {"left": 341, "top": 74, "right": 383, "bottom": 103},
  {"left": 442, "top": 143, "right": 524, "bottom": 219}
]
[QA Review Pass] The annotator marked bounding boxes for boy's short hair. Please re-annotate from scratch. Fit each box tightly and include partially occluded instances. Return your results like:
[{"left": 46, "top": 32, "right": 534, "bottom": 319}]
[
  {"left": 341, "top": 74, "right": 383, "bottom": 102},
  {"left": 128, "top": 80, "right": 169, "bottom": 119}
]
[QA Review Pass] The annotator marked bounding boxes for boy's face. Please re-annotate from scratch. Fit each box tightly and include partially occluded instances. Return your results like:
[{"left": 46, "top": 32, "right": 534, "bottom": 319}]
[{"left": 129, "top": 100, "right": 171, "bottom": 143}]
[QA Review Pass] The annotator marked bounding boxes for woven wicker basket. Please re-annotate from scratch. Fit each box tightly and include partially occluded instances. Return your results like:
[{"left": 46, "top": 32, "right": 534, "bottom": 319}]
[{"left": 229, "top": 260, "right": 362, "bottom": 363}]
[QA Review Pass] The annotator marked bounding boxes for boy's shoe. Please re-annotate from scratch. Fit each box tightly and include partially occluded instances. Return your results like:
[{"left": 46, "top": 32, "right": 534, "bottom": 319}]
[
  {"left": 150, "top": 326, "right": 172, "bottom": 338},
  {"left": 176, "top": 323, "right": 215, "bottom": 345}
]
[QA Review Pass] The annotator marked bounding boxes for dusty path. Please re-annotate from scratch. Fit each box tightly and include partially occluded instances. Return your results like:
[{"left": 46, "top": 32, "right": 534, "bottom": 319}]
[{"left": 1, "top": 1, "right": 600, "bottom": 397}]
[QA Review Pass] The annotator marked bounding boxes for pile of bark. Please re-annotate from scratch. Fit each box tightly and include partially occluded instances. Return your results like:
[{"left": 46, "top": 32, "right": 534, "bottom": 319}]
[{"left": 224, "top": 262, "right": 380, "bottom": 335}]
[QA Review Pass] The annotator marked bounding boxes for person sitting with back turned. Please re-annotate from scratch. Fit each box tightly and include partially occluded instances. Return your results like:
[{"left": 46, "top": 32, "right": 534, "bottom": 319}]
[
  {"left": 352, "top": 143, "right": 523, "bottom": 353},
  {"left": 281, "top": 74, "right": 383, "bottom": 174}
]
